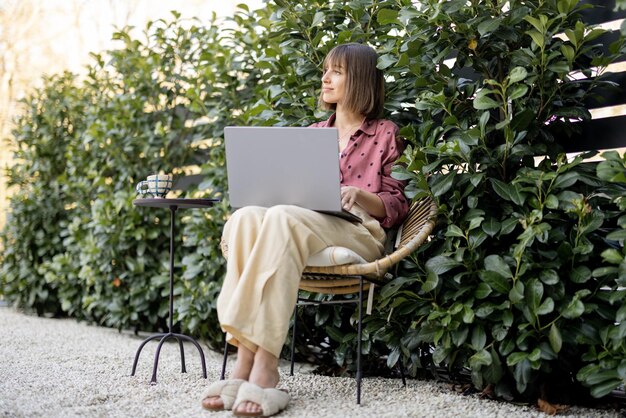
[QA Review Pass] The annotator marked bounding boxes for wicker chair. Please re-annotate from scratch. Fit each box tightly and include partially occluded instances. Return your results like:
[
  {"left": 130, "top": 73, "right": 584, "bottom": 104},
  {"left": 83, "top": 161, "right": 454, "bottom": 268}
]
[
  {"left": 293, "top": 196, "right": 437, "bottom": 404},
  {"left": 219, "top": 196, "right": 437, "bottom": 403}
]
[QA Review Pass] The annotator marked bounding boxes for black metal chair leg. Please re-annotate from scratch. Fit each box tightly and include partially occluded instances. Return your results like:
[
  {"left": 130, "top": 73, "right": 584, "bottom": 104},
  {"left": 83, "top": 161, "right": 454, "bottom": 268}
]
[
  {"left": 221, "top": 337, "right": 229, "bottom": 380},
  {"left": 398, "top": 362, "right": 407, "bottom": 387},
  {"left": 290, "top": 304, "right": 297, "bottom": 376},
  {"left": 356, "top": 277, "right": 363, "bottom": 405}
]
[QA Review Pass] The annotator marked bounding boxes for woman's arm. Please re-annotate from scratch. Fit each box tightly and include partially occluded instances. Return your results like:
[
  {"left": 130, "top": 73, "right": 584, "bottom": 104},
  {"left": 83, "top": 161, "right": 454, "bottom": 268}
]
[{"left": 340, "top": 186, "right": 386, "bottom": 217}]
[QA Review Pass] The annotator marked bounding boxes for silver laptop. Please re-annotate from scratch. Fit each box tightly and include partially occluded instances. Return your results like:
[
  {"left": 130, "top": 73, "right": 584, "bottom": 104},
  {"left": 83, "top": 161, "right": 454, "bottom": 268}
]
[{"left": 224, "top": 126, "right": 361, "bottom": 223}]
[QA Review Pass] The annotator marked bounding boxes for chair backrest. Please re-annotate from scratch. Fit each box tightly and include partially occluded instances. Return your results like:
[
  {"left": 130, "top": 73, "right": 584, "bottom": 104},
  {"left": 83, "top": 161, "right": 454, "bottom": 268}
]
[
  {"left": 302, "top": 196, "right": 438, "bottom": 278},
  {"left": 300, "top": 196, "right": 437, "bottom": 296},
  {"left": 396, "top": 197, "right": 438, "bottom": 250}
]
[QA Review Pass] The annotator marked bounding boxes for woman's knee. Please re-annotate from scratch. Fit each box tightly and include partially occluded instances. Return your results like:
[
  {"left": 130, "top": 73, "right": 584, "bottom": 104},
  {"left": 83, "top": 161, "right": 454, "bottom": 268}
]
[
  {"left": 265, "top": 204, "right": 304, "bottom": 219},
  {"left": 222, "top": 206, "right": 267, "bottom": 241},
  {"left": 229, "top": 206, "right": 267, "bottom": 224}
]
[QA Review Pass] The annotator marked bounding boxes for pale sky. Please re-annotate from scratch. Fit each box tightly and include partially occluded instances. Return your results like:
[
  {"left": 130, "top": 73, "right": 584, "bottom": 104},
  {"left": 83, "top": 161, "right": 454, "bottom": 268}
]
[{"left": 27, "top": 0, "right": 266, "bottom": 76}]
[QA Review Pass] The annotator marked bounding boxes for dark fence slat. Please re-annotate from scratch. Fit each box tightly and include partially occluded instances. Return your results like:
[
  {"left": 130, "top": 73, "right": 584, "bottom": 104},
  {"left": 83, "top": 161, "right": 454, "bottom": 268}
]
[
  {"left": 583, "top": 71, "right": 626, "bottom": 109},
  {"left": 560, "top": 115, "right": 626, "bottom": 152},
  {"left": 579, "top": 0, "right": 626, "bottom": 25}
]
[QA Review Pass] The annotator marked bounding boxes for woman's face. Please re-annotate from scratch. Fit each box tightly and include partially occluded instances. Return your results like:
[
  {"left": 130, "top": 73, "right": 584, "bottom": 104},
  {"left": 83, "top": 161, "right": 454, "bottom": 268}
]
[{"left": 321, "top": 59, "right": 347, "bottom": 105}]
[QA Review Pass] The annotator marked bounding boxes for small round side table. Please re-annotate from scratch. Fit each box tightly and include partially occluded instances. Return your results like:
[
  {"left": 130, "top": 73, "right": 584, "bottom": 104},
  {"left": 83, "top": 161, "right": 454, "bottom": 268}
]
[{"left": 130, "top": 198, "right": 219, "bottom": 384}]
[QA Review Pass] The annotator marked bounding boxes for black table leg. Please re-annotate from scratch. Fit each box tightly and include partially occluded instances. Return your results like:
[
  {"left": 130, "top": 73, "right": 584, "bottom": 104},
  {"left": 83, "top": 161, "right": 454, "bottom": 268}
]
[{"left": 130, "top": 204, "right": 207, "bottom": 383}]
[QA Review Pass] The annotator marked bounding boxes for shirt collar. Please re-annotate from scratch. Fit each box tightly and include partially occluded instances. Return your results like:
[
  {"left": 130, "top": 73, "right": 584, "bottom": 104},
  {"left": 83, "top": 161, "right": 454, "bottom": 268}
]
[{"left": 320, "top": 113, "right": 378, "bottom": 136}]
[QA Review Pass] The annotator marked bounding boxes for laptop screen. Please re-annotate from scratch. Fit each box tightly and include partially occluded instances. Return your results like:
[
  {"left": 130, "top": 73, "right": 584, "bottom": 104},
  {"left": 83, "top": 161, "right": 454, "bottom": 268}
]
[{"left": 224, "top": 126, "right": 343, "bottom": 211}]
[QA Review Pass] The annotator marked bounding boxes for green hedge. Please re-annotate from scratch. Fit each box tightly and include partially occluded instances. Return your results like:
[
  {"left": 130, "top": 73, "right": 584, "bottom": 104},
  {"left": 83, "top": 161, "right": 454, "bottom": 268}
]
[{"left": 1, "top": 0, "right": 625, "bottom": 404}]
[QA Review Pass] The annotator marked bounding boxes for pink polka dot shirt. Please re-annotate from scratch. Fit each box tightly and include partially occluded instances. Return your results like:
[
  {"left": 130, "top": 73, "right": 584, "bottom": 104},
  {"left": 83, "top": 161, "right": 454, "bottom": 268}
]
[{"left": 310, "top": 114, "right": 409, "bottom": 228}]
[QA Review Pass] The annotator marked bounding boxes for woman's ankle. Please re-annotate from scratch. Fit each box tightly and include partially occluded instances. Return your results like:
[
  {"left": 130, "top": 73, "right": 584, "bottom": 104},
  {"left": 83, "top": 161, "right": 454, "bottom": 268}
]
[
  {"left": 230, "top": 358, "right": 253, "bottom": 380},
  {"left": 248, "top": 349, "right": 280, "bottom": 388},
  {"left": 230, "top": 345, "right": 255, "bottom": 380}
]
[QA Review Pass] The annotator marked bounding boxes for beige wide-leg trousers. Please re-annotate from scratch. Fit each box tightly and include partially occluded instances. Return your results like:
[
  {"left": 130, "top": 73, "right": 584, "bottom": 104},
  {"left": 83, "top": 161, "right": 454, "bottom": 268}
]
[{"left": 217, "top": 204, "right": 386, "bottom": 358}]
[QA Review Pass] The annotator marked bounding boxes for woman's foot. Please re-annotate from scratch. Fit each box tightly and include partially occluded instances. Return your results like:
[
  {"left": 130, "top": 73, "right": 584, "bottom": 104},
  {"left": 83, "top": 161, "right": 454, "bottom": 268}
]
[
  {"left": 202, "top": 345, "right": 254, "bottom": 410},
  {"left": 200, "top": 379, "right": 245, "bottom": 411},
  {"left": 233, "top": 348, "right": 280, "bottom": 415}
]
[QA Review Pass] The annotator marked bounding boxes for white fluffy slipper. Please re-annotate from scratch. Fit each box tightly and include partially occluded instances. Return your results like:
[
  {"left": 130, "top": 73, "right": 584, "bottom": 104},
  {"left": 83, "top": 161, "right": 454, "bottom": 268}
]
[
  {"left": 232, "top": 381, "right": 290, "bottom": 417},
  {"left": 201, "top": 378, "right": 246, "bottom": 411}
]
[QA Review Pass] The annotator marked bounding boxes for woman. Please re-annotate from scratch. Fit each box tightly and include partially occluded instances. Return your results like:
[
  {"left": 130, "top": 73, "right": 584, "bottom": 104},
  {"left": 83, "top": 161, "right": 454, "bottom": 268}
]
[{"left": 201, "top": 42, "right": 409, "bottom": 417}]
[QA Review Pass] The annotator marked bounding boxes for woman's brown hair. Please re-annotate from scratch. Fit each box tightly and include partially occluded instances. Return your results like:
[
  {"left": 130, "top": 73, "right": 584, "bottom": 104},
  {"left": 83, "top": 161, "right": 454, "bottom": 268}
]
[{"left": 318, "top": 43, "right": 385, "bottom": 119}]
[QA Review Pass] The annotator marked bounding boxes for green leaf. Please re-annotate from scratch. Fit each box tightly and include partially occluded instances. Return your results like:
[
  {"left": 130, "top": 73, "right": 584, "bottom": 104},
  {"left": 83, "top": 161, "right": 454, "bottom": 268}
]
[
  {"left": 545, "top": 194, "right": 559, "bottom": 209},
  {"left": 377, "top": 54, "right": 397, "bottom": 70},
  {"left": 592, "top": 266, "right": 618, "bottom": 277},
  {"left": 583, "top": 368, "right": 620, "bottom": 386},
  {"left": 508, "top": 67, "right": 528, "bottom": 84},
  {"left": 471, "top": 326, "right": 487, "bottom": 350},
  {"left": 557, "top": 0, "right": 577, "bottom": 14},
  {"left": 475, "top": 283, "right": 492, "bottom": 299},
  {"left": 525, "top": 278, "right": 543, "bottom": 312},
  {"left": 468, "top": 216, "right": 484, "bottom": 231},
  {"left": 312, "top": 11, "right": 325, "bottom": 26},
  {"left": 500, "top": 338, "right": 516, "bottom": 356},
  {"left": 607, "top": 229, "right": 626, "bottom": 241},
  {"left": 601, "top": 249, "right": 624, "bottom": 264},
  {"left": 514, "top": 359, "right": 531, "bottom": 393},
  {"left": 507, "top": 351, "right": 528, "bottom": 366},
  {"left": 528, "top": 347, "right": 541, "bottom": 362},
  {"left": 547, "top": 61, "right": 570, "bottom": 74},
  {"left": 549, "top": 323, "right": 562, "bottom": 353},
  {"left": 490, "top": 179, "right": 525, "bottom": 204},
  {"left": 470, "top": 349, "right": 492, "bottom": 368},
  {"left": 477, "top": 18, "right": 501, "bottom": 36},
  {"left": 426, "top": 255, "right": 462, "bottom": 275},
  {"left": 377, "top": 8, "right": 399, "bottom": 25},
  {"left": 500, "top": 218, "right": 519, "bottom": 235},
  {"left": 495, "top": 119, "right": 510, "bottom": 130},
  {"left": 479, "top": 111, "right": 490, "bottom": 134},
  {"left": 387, "top": 348, "right": 400, "bottom": 368},
  {"left": 480, "top": 271, "right": 511, "bottom": 294},
  {"left": 590, "top": 379, "right": 624, "bottom": 398},
  {"left": 616, "top": 304, "right": 626, "bottom": 322},
  {"left": 509, "top": 280, "right": 525, "bottom": 303},
  {"left": 431, "top": 173, "right": 456, "bottom": 197},
  {"left": 527, "top": 29, "right": 545, "bottom": 48},
  {"left": 325, "top": 326, "right": 344, "bottom": 342},
  {"left": 562, "top": 298, "right": 585, "bottom": 319},
  {"left": 619, "top": 360, "right": 626, "bottom": 380},
  {"left": 463, "top": 306, "right": 475, "bottom": 323},
  {"left": 585, "top": 28, "right": 606, "bottom": 42},
  {"left": 553, "top": 171, "right": 579, "bottom": 189},
  {"left": 536, "top": 297, "right": 554, "bottom": 315},
  {"left": 484, "top": 255, "right": 513, "bottom": 278},
  {"left": 473, "top": 92, "right": 500, "bottom": 110},
  {"left": 484, "top": 348, "right": 504, "bottom": 384},
  {"left": 524, "top": 15, "right": 544, "bottom": 32},
  {"left": 570, "top": 266, "right": 591, "bottom": 283},
  {"left": 508, "top": 85, "right": 528, "bottom": 100},
  {"left": 539, "top": 269, "right": 559, "bottom": 285},
  {"left": 421, "top": 270, "right": 440, "bottom": 293},
  {"left": 446, "top": 225, "right": 465, "bottom": 238},
  {"left": 482, "top": 218, "right": 501, "bottom": 237},
  {"left": 560, "top": 44, "right": 575, "bottom": 62}
]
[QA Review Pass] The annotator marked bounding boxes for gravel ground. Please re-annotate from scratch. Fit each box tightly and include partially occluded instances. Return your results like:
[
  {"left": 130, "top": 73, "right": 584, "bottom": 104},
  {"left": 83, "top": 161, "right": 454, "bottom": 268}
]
[{"left": 0, "top": 307, "right": 621, "bottom": 418}]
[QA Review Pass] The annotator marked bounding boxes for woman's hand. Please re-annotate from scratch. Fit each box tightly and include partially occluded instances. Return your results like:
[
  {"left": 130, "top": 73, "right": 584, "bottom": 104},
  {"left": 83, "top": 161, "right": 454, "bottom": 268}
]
[
  {"left": 340, "top": 186, "right": 361, "bottom": 211},
  {"left": 340, "top": 186, "right": 386, "bottom": 218}
]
